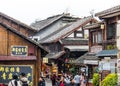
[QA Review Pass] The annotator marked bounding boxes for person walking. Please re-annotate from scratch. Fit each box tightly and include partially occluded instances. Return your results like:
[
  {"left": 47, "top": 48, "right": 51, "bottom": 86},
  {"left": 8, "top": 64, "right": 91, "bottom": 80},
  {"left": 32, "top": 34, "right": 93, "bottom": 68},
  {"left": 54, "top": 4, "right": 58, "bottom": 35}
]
[
  {"left": 74, "top": 72, "right": 81, "bottom": 86},
  {"left": 64, "top": 75, "right": 70, "bottom": 86},
  {"left": 51, "top": 73, "right": 57, "bottom": 86},
  {"left": 8, "top": 74, "right": 21, "bottom": 86},
  {"left": 38, "top": 76, "right": 46, "bottom": 86},
  {"left": 80, "top": 73, "right": 86, "bottom": 86},
  {"left": 19, "top": 73, "right": 29, "bottom": 86}
]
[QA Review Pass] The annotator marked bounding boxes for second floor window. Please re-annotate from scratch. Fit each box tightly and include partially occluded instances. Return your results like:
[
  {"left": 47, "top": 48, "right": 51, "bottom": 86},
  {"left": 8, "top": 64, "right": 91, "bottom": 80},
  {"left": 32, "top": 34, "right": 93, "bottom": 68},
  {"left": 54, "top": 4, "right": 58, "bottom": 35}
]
[
  {"left": 107, "top": 23, "right": 116, "bottom": 40},
  {"left": 92, "top": 31, "right": 102, "bottom": 45}
]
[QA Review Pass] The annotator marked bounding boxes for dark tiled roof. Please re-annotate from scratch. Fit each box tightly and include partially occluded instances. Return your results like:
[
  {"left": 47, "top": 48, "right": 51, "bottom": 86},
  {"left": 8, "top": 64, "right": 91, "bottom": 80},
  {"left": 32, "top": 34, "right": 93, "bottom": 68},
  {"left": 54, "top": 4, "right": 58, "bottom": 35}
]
[
  {"left": 74, "top": 52, "right": 99, "bottom": 64},
  {"left": 61, "top": 38, "right": 88, "bottom": 45},
  {"left": 39, "top": 16, "right": 95, "bottom": 43},
  {"left": 95, "top": 5, "right": 120, "bottom": 18},
  {"left": 84, "top": 22, "right": 102, "bottom": 29},
  {"left": 45, "top": 51, "right": 65, "bottom": 59},
  {"left": 0, "top": 12, "right": 36, "bottom": 31},
  {"left": 0, "top": 23, "right": 48, "bottom": 53},
  {"left": 31, "top": 13, "right": 77, "bottom": 31},
  {"left": 96, "top": 49, "right": 118, "bottom": 57},
  {"left": 31, "top": 14, "right": 63, "bottom": 31},
  {"left": 39, "top": 24, "right": 71, "bottom": 43}
]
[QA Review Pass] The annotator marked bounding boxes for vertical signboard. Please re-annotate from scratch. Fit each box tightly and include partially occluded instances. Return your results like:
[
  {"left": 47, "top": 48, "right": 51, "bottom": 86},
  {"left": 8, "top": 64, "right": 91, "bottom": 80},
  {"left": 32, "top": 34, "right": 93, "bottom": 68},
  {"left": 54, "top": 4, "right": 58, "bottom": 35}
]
[{"left": 0, "top": 65, "right": 33, "bottom": 85}]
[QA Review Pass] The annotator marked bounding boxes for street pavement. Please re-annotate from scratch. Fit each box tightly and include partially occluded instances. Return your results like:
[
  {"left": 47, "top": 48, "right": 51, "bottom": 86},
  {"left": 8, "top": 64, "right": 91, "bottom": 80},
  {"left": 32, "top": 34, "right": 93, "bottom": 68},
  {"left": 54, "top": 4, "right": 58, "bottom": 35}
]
[{"left": 45, "top": 78, "right": 52, "bottom": 86}]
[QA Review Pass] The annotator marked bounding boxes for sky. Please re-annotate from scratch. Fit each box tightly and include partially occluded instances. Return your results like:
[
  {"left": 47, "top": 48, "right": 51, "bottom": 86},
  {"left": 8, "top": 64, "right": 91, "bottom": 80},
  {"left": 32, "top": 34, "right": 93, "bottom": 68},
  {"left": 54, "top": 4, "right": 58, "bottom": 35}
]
[{"left": 0, "top": 0, "right": 120, "bottom": 25}]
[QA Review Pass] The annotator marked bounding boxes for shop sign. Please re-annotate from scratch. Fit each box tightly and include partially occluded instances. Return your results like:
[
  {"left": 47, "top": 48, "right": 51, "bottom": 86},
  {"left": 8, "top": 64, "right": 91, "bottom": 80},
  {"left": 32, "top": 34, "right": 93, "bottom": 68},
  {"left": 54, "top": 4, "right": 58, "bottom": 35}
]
[
  {"left": 11, "top": 46, "right": 28, "bottom": 56},
  {"left": 43, "top": 58, "right": 48, "bottom": 63},
  {"left": 0, "top": 65, "right": 33, "bottom": 84},
  {"left": 84, "top": 60, "right": 98, "bottom": 65}
]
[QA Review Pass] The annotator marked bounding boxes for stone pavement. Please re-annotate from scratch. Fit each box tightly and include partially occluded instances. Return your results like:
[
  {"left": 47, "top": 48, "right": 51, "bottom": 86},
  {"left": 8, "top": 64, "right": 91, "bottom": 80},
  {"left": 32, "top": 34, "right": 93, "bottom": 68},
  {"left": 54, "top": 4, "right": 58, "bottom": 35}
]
[{"left": 45, "top": 78, "right": 52, "bottom": 86}]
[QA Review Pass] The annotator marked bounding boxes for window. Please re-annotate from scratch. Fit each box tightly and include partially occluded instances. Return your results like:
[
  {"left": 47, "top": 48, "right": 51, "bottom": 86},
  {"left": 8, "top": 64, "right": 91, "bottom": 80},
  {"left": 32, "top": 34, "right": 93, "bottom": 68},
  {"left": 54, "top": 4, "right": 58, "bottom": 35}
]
[
  {"left": 107, "top": 23, "right": 116, "bottom": 39},
  {"left": 92, "top": 31, "right": 102, "bottom": 45},
  {"left": 76, "top": 33, "right": 83, "bottom": 37},
  {"left": 98, "top": 32, "right": 102, "bottom": 43}
]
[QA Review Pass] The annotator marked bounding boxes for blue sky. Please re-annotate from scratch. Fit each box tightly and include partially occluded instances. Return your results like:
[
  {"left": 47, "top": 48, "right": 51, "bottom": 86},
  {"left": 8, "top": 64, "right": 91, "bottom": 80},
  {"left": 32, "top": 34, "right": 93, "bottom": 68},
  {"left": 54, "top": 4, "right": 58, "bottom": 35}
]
[{"left": 0, "top": 0, "right": 120, "bottom": 25}]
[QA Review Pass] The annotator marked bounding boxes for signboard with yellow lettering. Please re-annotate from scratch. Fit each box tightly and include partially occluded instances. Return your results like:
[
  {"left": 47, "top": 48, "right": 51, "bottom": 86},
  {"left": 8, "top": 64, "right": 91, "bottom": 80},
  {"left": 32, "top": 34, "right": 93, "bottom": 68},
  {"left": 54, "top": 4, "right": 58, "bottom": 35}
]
[
  {"left": 11, "top": 46, "right": 28, "bottom": 56},
  {"left": 0, "top": 65, "right": 33, "bottom": 85}
]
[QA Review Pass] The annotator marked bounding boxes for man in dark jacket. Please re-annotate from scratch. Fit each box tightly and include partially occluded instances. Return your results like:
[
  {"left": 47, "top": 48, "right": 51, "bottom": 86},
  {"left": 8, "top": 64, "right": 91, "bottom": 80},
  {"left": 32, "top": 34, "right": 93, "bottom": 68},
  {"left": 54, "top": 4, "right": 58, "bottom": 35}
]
[{"left": 38, "top": 76, "right": 46, "bottom": 86}]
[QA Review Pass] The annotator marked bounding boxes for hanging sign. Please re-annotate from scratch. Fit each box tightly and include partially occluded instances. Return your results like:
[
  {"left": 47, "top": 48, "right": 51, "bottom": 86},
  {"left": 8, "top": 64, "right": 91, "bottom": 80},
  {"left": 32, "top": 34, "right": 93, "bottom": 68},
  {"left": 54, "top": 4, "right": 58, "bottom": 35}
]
[
  {"left": 11, "top": 46, "right": 28, "bottom": 56},
  {"left": 43, "top": 57, "right": 48, "bottom": 63}
]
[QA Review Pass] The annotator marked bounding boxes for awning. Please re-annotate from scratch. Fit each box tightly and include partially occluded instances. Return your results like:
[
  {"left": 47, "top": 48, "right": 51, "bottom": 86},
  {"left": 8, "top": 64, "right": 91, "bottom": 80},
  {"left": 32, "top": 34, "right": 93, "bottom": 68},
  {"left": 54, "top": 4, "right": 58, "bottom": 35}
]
[
  {"left": 96, "top": 49, "right": 118, "bottom": 57},
  {"left": 74, "top": 52, "right": 99, "bottom": 64},
  {"left": 45, "top": 51, "right": 65, "bottom": 59},
  {"left": 0, "top": 56, "right": 36, "bottom": 61},
  {"left": 64, "top": 45, "right": 88, "bottom": 51}
]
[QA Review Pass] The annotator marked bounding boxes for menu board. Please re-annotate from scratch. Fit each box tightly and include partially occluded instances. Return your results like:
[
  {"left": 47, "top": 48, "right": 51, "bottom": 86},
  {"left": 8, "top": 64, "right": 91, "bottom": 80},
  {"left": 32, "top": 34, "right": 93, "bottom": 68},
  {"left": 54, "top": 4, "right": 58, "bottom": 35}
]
[{"left": 0, "top": 65, "right": 33, "bottom": 84}]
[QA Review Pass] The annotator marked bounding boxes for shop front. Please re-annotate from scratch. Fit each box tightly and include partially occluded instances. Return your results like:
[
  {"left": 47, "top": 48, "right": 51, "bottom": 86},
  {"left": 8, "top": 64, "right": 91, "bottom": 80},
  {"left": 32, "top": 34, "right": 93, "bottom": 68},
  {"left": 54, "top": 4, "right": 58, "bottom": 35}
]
[
  {"left": 84, "top": 59, "right": 99, "bottom": 85},
  {"left": 0, "top": 23, "right": 47, "bottom": 86},
  {"left": 96, "top": 49, "right": 118, "bottom": 81}
]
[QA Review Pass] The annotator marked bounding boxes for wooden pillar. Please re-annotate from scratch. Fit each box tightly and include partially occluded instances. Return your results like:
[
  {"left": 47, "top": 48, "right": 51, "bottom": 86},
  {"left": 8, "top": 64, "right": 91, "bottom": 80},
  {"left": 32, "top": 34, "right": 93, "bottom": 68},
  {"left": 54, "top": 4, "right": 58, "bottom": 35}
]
[{"left": 116, "top": 20, "right": 120, "bottom": 85}]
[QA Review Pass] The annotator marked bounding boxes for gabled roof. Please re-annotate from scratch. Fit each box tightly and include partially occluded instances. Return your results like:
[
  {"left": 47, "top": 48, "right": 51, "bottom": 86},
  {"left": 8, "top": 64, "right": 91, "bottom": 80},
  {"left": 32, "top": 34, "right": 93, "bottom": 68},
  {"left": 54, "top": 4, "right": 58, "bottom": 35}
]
[
  {"left": 0, "top": 22, "right": 48, "bottom": 54},
  {"left": 74, "top": 52, "right": 99, "bottom": 64},
  {"left": 0, "top": 12, "right": 36, "bottom": 32},
  {"left": 61, "top": 38, "right": 88, "bottom": 45},
  {"left": 45, "top": 51, "right": 65, "bottom": 59},
  {"left": 84, "top": 22, "right": 102, "bottom": 29},
  {"left": 31, "top": 13, "right": 78, "bottom": 31},
  {"left": 39, "top": 16, "right": 96, "bottom": 43},
  {"left": 95, "top": 5, "right": 120, "bottom": 18}
]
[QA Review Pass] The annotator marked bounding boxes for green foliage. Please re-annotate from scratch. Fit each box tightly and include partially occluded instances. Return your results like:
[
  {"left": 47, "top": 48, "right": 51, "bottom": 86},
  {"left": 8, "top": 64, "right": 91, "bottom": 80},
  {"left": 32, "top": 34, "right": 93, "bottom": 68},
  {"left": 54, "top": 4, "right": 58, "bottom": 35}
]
[
  {"left": 100, "top": 73, "right": 117, "bottom": 86},
  {"left": 92, "top": 73, "right": 99, "bottom": 86}
]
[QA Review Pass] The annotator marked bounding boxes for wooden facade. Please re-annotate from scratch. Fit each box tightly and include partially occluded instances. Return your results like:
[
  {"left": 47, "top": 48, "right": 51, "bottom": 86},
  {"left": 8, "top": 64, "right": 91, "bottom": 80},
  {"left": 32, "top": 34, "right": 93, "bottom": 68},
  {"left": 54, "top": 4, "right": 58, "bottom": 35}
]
[
  {"left": 0, "top": 22, "right": 47, "bottom": 86},
  {"left": 84, "top": 5, "right": 120, "bottom": 85}
]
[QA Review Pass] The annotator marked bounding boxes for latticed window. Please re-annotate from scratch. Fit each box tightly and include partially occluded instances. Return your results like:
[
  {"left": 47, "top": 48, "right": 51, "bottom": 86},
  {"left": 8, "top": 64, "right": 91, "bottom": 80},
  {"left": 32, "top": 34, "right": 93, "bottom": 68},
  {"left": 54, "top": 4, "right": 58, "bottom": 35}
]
[
  {"left": 91, "top": 30, "right": 102, "bottom": 45},
  {"left": 107, "top": 23, "right": 116, "bottom": 40}
]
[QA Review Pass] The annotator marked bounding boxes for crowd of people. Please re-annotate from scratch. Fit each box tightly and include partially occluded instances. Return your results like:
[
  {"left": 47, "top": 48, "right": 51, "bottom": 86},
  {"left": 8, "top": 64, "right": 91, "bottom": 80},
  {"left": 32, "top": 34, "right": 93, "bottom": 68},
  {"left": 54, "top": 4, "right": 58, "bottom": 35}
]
[
  {"left": 8, "top": 73, "right": 29, "bottom": 86},
  {"left": 50, "top": 72, "right": 86, "bottom": 86},
  {"left": 0, "top": 72, "right": 86, "bottom": 86}
]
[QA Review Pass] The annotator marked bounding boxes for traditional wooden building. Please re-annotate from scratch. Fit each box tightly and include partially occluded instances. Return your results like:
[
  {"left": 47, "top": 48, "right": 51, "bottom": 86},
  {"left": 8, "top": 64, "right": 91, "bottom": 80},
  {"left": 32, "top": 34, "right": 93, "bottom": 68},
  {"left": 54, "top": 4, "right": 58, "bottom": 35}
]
[
  {"left": 83, "top": 22, "right": 103, "bottom": 84},
  {"left": 0, "top": 13, "right": 48, "bottom": 86},
  {"left": 83, "top": 5, "right": 120, "bottom": 84},
  {"left": 95, "top": 5, "right": 120, "bottom": 80},
  {"left": 30, "top": 13, "right": 97, "bottom": 74}
]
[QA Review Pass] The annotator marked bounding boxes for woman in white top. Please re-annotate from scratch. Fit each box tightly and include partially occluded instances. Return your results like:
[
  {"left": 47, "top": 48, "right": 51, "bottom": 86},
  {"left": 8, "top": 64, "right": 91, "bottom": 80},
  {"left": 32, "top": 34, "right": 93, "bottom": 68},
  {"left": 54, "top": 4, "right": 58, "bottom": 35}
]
[{"left": 8, "top": 74, "right": 21, "bottom": 86}]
